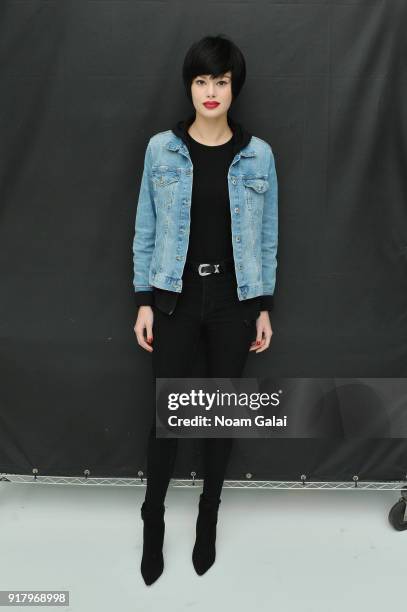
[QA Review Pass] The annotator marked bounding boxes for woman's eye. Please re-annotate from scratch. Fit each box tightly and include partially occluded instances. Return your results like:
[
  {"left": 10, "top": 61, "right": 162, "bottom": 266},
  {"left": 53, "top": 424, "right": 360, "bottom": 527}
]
[{"left": 195, "top": 79, "right": 228, "bottom": 86}]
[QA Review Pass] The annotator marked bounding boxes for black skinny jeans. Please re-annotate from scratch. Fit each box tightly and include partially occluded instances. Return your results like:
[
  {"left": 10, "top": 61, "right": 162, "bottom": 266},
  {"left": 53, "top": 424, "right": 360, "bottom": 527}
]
[{"left": 145, "top": 263, "right": 260, "bottom": 506}]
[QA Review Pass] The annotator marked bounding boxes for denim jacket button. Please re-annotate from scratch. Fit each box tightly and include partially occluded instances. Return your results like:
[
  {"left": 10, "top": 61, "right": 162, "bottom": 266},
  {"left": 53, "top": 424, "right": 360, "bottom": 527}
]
[{"left": 234, "top": 207, "right": 239, "bottom": 213}]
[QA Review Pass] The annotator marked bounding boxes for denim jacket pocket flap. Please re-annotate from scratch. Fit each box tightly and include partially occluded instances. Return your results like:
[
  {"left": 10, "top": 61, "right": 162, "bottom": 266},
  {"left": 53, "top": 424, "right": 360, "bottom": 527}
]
[
  {"left": 243, "top": 178, "right": 269, "bottom": 193},
  {"left": 152, "top": 171, "right": 180, "bottom": 187}
]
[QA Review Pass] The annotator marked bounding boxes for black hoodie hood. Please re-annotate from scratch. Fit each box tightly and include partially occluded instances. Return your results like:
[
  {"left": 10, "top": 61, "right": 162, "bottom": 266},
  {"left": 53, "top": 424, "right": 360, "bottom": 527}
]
[{"left": 171, "top": 113, "right": 252, "bottom": 158}]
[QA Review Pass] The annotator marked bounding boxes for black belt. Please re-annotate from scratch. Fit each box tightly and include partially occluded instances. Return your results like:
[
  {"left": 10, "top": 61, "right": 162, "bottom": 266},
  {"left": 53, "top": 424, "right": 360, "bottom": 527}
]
[{"left": 185, "top": 257, "right": 234, "bottom": 276}]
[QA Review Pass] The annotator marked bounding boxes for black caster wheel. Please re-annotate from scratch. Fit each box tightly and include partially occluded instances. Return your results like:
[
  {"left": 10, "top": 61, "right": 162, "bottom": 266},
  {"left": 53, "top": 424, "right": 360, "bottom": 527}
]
[{"left": 388, "top": 499, "right": 407, "bottom": 531}]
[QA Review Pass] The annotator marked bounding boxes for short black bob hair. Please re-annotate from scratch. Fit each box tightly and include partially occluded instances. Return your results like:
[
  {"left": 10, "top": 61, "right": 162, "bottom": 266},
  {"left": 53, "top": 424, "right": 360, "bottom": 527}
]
[{"left": 182, "top": 34, "right": 246, "bottom": 104}]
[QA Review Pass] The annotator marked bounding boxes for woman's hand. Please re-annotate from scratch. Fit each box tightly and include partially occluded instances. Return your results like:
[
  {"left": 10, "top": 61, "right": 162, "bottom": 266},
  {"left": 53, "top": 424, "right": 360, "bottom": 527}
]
[
  {"left": 249, "top": 311, "right": 273, "bottom": 353},
  {"left": 134, "top": 305, "right": 154, "bottom": 352}
]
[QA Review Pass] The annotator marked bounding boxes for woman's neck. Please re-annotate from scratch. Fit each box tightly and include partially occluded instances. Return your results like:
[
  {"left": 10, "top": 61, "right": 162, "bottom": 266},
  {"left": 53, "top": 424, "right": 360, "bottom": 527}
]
[{"left": 187, "top": 114, "right": 233, "bottom": 146}]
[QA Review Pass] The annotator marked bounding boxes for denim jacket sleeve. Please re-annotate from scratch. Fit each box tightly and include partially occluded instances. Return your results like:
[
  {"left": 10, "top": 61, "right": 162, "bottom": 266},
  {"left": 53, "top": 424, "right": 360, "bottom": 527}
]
[
  {"left": 132, "top": 139, "right": 156, "bottom": 295},
  {"left": 261, "top": 146, "right": 278, "bottom": 299}
]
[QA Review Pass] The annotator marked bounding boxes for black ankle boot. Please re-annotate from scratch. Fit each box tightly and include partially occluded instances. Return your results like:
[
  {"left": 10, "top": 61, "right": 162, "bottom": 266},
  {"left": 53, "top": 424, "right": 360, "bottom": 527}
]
[
  {"left": 192, "top": 493, "right": 221, "bottom": 576},
  {"left": 140, "top": 500, "right": 165, "bottom": 585}
]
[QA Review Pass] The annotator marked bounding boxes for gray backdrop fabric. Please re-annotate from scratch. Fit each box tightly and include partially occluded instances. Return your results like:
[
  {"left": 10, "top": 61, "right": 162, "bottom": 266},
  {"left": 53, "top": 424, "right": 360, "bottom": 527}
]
[{"left": 0, "top": 0, "right": 406, "bottom": 480}]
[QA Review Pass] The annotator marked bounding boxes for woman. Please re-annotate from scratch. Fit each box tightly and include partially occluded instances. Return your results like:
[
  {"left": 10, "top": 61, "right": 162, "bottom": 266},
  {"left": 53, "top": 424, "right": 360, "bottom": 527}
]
[{"left": 132, "top": 34, "right": 278, "bottom": 585}]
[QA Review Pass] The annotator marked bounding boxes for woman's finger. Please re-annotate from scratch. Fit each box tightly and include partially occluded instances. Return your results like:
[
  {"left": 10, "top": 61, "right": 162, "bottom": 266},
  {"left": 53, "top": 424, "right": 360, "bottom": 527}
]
[
  {"left": 135, "top": 322, "right": 153, "bottom": 352},
  {"left": 255, "top": 332, "right": 272, "bottom": 353},
  {"left": 249, "top": 334, "right": 265, "bottom": 351}
]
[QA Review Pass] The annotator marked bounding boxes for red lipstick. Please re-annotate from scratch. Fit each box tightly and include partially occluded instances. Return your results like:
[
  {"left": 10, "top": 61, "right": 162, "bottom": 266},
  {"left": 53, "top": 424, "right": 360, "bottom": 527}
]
[{"left": 203, "top": 102, "right": 220, "bottom": 109}]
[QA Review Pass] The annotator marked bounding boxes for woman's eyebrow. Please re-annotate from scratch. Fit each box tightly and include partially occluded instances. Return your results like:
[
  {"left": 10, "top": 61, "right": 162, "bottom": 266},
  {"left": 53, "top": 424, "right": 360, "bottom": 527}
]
[{"left": 196, "top": 74, "right": 231, "bottom": 80}]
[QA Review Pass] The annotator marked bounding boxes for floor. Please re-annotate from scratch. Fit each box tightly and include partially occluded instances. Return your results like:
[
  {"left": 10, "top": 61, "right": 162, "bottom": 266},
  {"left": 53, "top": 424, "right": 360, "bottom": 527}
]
[{"left": 0, "top": 481, "right": 405, "bottom": 611}]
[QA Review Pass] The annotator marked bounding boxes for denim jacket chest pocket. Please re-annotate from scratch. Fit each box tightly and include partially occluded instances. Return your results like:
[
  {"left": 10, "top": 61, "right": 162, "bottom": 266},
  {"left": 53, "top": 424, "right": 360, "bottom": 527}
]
[
  {"left": 151, "top": 168, "right": 181, "bottom": 210},
  {"left": 242, "top": 177, "right": 269, "bottom": 212}
]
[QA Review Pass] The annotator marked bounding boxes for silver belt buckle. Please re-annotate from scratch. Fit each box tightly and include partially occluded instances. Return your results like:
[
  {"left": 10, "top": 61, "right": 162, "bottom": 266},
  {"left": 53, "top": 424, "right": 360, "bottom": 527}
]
[
  {"left": 198, "top": 263, "right": 212, "bottom": 276},
  {"left": 198, "top": 263, "right": 221, "bottom": 276}
]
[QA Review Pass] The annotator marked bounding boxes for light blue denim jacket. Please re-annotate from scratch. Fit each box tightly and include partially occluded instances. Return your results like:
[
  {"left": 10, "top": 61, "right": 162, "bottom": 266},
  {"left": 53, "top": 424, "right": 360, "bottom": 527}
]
[{"left": 132, "top": 127, "right": 278, "bottom": 302}]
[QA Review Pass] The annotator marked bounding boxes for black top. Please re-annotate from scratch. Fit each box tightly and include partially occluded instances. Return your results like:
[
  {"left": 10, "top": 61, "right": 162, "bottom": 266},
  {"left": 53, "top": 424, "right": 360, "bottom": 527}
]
[
  {"left": 135, "top": 114, "right": 274, "bottom": 313},
  {"left": 185, "top": 130, "right": 235, "bottom": 262}
]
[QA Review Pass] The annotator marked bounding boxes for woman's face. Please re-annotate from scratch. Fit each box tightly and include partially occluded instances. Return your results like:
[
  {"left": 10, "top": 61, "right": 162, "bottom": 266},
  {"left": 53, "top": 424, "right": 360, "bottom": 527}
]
[{"left": 190, "top": 70, "right": 233, "bottom": 119}]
